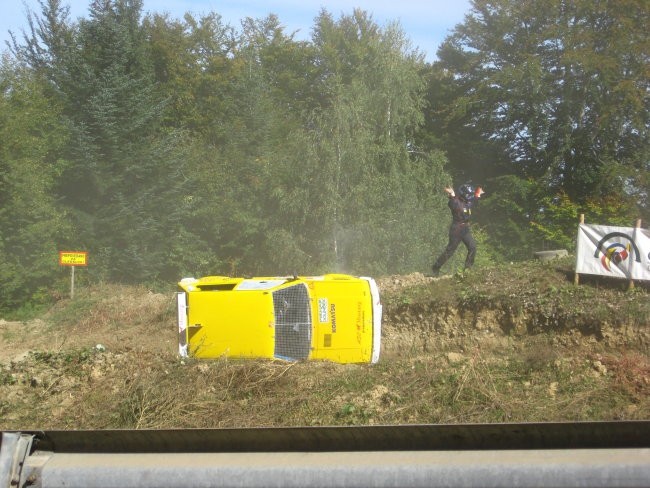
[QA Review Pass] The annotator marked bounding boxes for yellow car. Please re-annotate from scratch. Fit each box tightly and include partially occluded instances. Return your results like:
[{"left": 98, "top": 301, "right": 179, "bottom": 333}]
[{"left": 177, "top": 274, "right": 382, "bottom": 364}]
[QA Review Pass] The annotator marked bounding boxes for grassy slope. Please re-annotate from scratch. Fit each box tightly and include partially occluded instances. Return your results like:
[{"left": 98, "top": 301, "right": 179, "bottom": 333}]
[{"left": 0, "top": 257, "right": 648, "bottom": 429}]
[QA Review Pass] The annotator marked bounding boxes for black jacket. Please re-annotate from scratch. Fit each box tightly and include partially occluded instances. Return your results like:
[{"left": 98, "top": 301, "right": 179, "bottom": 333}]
[{"left": 448, "top": 195, "right": 476, "bottom": 224}]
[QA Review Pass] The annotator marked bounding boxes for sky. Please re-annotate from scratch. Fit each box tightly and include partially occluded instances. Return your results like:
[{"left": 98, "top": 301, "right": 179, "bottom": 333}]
[{"left": 1, "top": 0, "right": 472, "bottom": 62}]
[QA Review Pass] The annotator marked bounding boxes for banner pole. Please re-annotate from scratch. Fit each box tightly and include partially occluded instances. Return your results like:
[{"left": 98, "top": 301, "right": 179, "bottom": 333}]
[
  {"left": 628, "top": 219, "right": 642, "bottom": 291},
  {"left": 574, "top": 214, "right": 584, "bottom": 286}
]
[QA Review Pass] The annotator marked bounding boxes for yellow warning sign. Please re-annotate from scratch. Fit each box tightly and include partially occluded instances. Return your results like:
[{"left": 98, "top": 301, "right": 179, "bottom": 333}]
[{"left": 59, "top": 251, "right": 88, "bottom": 266}]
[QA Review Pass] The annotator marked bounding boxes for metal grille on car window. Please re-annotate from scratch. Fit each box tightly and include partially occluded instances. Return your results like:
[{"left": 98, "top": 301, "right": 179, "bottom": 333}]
[{"left": 272, "top": 284, "right": 311, "bottom": 360}]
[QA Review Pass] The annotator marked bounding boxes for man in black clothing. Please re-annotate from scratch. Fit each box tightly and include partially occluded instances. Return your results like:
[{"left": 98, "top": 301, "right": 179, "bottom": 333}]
[{"left": 430, "top": 182, "right": 484, "bottom": 276}]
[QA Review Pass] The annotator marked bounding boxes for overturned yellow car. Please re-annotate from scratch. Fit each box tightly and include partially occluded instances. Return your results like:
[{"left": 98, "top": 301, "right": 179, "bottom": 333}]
[{"left": 177, "top": 274, "right": 382, "bottom": 364}]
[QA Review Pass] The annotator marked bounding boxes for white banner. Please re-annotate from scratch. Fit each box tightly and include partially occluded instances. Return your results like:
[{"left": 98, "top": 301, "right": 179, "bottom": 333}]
[{"left": 576, "top": 224, "right": 650, "bottom": 281}]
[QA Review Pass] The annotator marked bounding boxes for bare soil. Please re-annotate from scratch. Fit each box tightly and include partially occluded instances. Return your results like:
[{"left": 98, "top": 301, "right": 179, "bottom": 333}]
[{"left": 1, "top": 260, "right": 648, "bottom": 429}]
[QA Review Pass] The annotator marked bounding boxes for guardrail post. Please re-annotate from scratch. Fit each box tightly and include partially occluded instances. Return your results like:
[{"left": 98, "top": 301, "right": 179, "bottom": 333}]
[{"left": 0, "top": 432, "right": 34, "bottom": 488}]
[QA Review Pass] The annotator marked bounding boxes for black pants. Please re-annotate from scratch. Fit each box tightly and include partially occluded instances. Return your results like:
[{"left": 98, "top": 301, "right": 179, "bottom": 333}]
[{"left": 432, "top": 222, "right": 476, "bottom": 271}]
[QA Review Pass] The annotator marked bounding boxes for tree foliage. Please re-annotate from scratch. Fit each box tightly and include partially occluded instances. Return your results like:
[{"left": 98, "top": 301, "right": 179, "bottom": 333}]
[
  {"left": 14, "top": 0, "right": 192, "bottom": 283},
  {"left": 0, "top": 58, "right": 71, "bottom": 308},
  {"left": 436, "top": 0, "right": 648, "bottom": 204},
  {"left": 0, "top": 0, "right": 646, "bottom": 310},
  {"left": 429, "top": 0, "right": 648, "bottom": 257}
]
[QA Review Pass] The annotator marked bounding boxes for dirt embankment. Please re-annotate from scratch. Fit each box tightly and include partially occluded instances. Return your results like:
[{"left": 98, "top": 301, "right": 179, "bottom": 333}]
[
  {"left": 1, "top": 264, "right": 648, "bottom": 429},
  {"left": 377, "top": 272, "right": 649, "bottom": 355}
]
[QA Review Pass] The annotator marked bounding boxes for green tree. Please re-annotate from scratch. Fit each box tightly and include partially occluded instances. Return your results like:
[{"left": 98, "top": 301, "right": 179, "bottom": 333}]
[
  {"left": 151, "top": 14, "right": 318, "bottom": 276},
  {"left": 145, "top": 12, "right": 237, "bottom": 138},
  {"left": 418, "top": 61, "right": 508, "bottom": 184},
  {"left": 4, "top": 1, "right": 461, "bottom": 292},
  {"left": 308, "top": 9, "right": 450, "bottom": 274},
  {"left": 432, "top": 0, "right": 648, "bottom": 259},
  {"left": 437, "top": 0, "right": 648, "bottom": 208},
  {"left": 16, "top": 0, "right": 192, "bottom": 282},
  {"left": 0, "top": 58, "right": 71, "bottom": 310}
]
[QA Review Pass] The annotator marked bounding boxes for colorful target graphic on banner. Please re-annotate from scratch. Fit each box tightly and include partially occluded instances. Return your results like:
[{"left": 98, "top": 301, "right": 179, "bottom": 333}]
[{"left": 594, "top": 232, "right": 641, "bottom": 272}]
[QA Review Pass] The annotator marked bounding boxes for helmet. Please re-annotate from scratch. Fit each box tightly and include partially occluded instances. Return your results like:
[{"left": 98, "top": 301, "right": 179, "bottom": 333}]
[{"left": 457, "top": 182, "right": 475, "bottom": 202}]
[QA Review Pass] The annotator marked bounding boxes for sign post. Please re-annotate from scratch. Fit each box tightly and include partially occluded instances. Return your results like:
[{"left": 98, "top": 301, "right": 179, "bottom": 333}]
[{"left": 59, "top": 251, "right": 88, "bottom": 299}]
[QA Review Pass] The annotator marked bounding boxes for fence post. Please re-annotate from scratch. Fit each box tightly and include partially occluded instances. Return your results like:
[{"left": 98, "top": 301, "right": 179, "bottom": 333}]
[{"left": 574, "top": 214, "right": 585, "bottom": 286}]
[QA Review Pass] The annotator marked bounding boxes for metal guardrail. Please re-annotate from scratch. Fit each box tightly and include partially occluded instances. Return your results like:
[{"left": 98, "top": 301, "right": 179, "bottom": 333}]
[{"left": 2, "top": 422, "right": 650, "bottom": 487}]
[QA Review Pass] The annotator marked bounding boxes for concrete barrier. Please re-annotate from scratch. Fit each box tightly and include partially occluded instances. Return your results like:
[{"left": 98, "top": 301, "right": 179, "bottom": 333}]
[{"left": 534, "top": 249, "right": 569, "bottom": 261}]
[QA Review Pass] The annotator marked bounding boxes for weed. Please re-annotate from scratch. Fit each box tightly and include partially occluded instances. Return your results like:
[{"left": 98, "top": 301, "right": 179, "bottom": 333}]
[
  {"left": 0, "top": 369, "right": 17, "bottom": 386},
  {"left": 3, "top": 302, "right": 52, "bottom": 322},
  {"left": 116, "top": 383, "right": 173, "bottom": 429},
  {"left": 335, "top": 402, "right": 372, "bottom": 424},
  {"left": 521, "top": 340, "right": 558, "bottom": 374},
  {"left": 339, "top": 403, "right": 356, "bottom": 416},
  {"left": 1, "top": 258, "right": 648, "bottom": 430}
]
